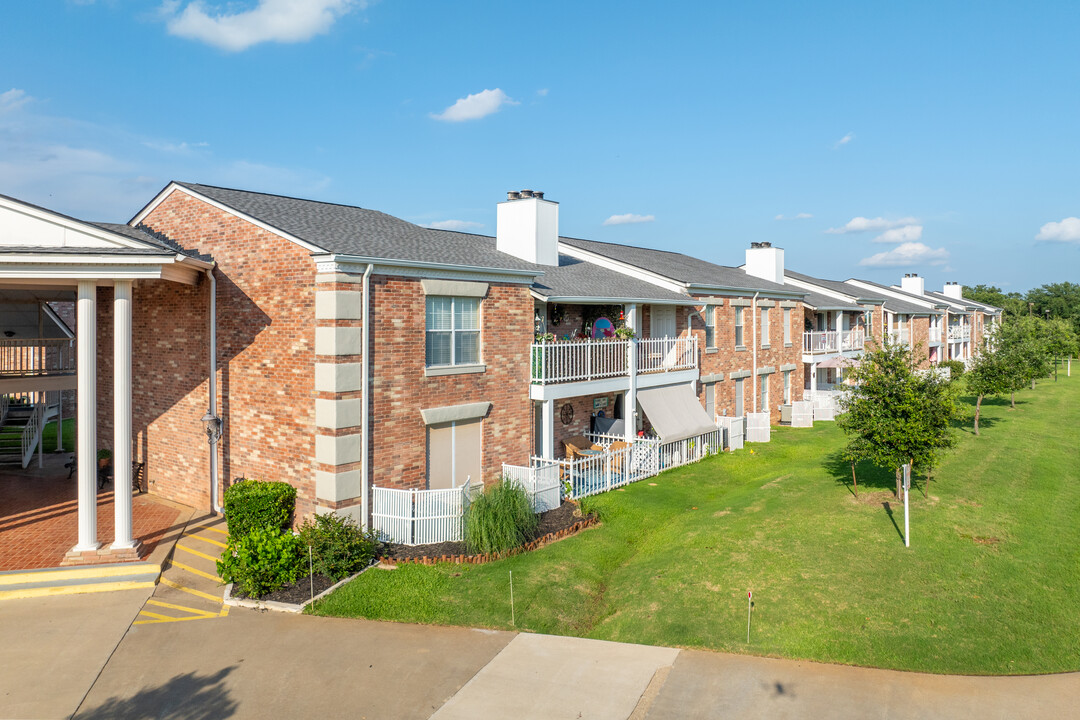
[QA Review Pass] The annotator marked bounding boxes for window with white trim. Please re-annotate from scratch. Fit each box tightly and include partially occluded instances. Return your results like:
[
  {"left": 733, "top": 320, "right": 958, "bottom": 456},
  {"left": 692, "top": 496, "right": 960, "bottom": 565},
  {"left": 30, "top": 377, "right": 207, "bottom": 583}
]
[
  {"left": 426, "top": 296, "right": 480, "bottom": 367},
  {"left": 704, "top": 305, "right": 715, "bottom": 348},
  {"left": 760, "top": 306, "right": 770, "bottom": 346},
  {"left": 783, "top": 370, "right": 791, "bottom": 404},
  {"left": 760, "top": 375, "right": 769, "bottom": 411},
  {"left": 783, "top": 308, "right": 792, "bottom": 345},
  {"left": 704, "top": 381, "right": 715, "bottom": 417},
  {"left": 734, "top": 378, "right": 744, "bottom": 416},
  {"left": 734, "top": 307, "right": 744, "bottom": 347},
  {"left": 427, "top": 419, "right": 482, "bottom": 489}
]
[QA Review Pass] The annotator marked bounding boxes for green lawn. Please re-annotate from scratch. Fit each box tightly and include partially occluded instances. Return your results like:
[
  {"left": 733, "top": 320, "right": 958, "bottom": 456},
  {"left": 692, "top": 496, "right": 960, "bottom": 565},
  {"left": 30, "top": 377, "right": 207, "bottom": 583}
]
[
  {"left": 41, "top": 418, "right": 75, "bottom": 454},
  {"left": 315, "top": 375, "right": 1080, "bottom": 675}
]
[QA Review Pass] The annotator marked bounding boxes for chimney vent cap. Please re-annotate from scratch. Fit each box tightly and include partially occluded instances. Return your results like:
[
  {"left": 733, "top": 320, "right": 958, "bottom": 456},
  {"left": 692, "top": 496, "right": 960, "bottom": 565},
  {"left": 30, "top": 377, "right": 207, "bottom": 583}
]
[
  {"left": 507, "top": 191, "right": 521, "bottom": 200},
  {"left": 520, "top": 189, "right": 534, "bottom": 198}
]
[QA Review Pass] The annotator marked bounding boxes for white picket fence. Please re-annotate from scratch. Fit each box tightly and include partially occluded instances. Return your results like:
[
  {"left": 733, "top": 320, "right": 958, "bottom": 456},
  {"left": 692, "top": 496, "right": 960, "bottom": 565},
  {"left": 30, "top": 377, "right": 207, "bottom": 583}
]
[
  {"left": 371, "top": 483, "right": 478, "bottom": 546},
  {"left": 502, "top": 461, "right": 562, "bottom": 513}
]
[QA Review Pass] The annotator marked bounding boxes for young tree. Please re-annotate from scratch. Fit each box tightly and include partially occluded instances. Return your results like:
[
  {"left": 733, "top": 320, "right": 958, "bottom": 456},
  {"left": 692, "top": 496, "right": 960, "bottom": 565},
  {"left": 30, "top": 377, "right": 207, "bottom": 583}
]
[
  {"left": 1044, "top": 317, "right": 1079, "bottom": 382},
  {"left": 997, "top": 315, "right": 1052, "bottom": 405},
  {"left": 837, "top": 339, "right": 963, "bottom": 498},
  {"left": 965, "top": 338, "right": 1012, "bottom": 435}
]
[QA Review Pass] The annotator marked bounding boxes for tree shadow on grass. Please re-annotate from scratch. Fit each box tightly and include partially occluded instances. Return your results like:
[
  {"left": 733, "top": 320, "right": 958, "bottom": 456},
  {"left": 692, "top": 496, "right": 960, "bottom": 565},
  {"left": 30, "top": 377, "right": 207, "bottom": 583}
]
[
  {"left": 75, "top": 667, "right": 237, "bottom": 720},
  {"left": 823, "top": 450, "right": 903, "bottom": 497}
]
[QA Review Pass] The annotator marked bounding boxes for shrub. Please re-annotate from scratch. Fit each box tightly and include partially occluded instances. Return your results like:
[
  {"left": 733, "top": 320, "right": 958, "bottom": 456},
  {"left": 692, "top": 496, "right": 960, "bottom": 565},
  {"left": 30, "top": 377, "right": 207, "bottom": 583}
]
[
  {"left": 942, "top": 359, "right": 965, "bottom": 381},
  {"left": 463, "top": 479, "right": 538, "bottom": 555},
  {"left": 298, "top": 513, "right": 379, "bottom": 581},
  {"left": 223, "top": 479, "right": 296, "bottom": 538},
  {"left": 217, "top": 527, "right": 304, "bottom": 598}
]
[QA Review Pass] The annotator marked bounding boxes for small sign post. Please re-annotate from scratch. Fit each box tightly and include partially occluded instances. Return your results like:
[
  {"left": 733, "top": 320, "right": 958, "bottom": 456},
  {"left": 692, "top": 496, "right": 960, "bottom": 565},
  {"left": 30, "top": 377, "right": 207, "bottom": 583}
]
[
  {"left": 747, "top": 590, "right": 753, "bottom": 643},
  {"left": 903, "top": 463, "right": 911, "bottom": 548}
]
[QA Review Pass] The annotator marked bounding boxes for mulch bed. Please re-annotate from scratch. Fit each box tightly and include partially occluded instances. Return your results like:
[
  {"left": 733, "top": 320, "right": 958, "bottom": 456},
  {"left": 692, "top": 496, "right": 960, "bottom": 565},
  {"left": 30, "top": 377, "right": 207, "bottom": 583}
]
[
  {"left": 235, "top": 573, "right": 337, "bottom": 604},
  {"left": 379, "top": 501, "right": 597, "bottom": 565}
]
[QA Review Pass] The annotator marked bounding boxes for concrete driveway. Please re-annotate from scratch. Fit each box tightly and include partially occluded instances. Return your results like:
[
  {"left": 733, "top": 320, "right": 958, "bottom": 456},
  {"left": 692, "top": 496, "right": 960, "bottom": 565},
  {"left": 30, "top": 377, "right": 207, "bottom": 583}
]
[{"left": 3, "top": 591, "right": 1078, "bottom": 719}]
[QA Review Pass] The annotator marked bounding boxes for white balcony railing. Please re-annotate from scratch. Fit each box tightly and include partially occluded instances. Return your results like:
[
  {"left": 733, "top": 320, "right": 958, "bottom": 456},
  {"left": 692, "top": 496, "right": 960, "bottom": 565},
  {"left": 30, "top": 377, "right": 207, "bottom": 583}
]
[
  {"left": 0, "top": 338, "right": 75, "bottom": 376},
  {"left": 947, "top": 326, "right": 971, "bottom": 342},
  {"left": 802, "top": 329, "right": 865, "bottom": 355},
  {"left": 530, "top": 336, "right": 697, "bottom": 385}
]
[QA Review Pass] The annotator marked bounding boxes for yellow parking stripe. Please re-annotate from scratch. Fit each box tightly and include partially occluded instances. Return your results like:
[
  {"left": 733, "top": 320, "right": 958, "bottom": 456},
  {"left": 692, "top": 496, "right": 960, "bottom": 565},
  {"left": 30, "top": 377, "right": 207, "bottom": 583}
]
[
  {"left": 219, "top": 605, "right": 230, "bottom": 617},
  {"left": 201, "top": 526, "right": 229, "bottom": 535},
  {"left": 169, "top": 560, "right": 222, "bottom": 583},
  {"left": 176, "top": 544, "right": 219, "bottom": 562},
  {"left": 137, "top": 610, "right": 176, "bottom": 621},
  {"left": 159, "top": 577, "right": 223, "bottom": 603},
  {"left": 182, "top": 532, "right": 228, "bottom": 548},
  {"left": 146, "top": 599, "right": 218, "bottom": 618},
  {"left": 134, "top": 615, "right": 224, "bottom": 625}
]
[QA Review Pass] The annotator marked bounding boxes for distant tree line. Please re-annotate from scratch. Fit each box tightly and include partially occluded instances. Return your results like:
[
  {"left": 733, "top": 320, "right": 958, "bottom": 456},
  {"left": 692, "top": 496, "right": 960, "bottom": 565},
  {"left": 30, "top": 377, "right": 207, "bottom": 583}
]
[{"left": 966, "top": 281, "right": 1080, "bottom": 335}]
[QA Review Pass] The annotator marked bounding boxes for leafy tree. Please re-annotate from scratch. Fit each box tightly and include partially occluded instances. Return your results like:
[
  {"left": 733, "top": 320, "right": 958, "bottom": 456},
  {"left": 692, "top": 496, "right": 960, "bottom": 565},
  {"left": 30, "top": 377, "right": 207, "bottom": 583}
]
[
  {"left": 1026, "top": 282, "right": 1080, "bottom": 335},
  {"left": 1043, "top": 316, "right": 1079, "bottom": 381},
  {"left": 996, "top": 315, "right": 1052, "bottom": 406},
  {"left": 964, "top": 284, "right": 1026, "bottom": 318},
  {"left": 965, "top": 337, "right": 1013, "bottom": 435},
  {"left": 837, "top": 340, "right": 963, "bottom": 498}
]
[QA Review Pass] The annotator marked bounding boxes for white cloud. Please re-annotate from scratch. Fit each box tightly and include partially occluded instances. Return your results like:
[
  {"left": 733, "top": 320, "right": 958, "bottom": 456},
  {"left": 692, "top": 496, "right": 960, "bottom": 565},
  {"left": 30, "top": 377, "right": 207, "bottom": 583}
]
[
  {"left": 826, "top": 216, "right": 919, "bottom": 234},
  {"left": 603, "top": 213, "right": 655, "bottom": 226},
  {"left": 142, "top": 139, "right": 210, "bottom": 154},
  {"left": 833, "top": 132, "right": 854, "bottom": 149},
  {"left": 536, "top": 88, "right": 549, "bottom": 97},
  {"left": 430, "top": 88, "right": 518, "bottom": 122},
  {"left": 775, "top": 212, "right": 813, "bottom": 220},
  {"left": 161, "top": 0, "right": 359, "bottom": 52},
  {"left": 426, "top": 219, "right": 484, "bottom": 232},
  {"left": 1035, "top": 217, "right": 1080, "bottom": 244},
  {"left": 873, "top": 224, "right": 923, "bottom": 243},
  {"left": 858, "top": 242, "right": 949, "bottom": 268},
  {"left": 0, "top": 88, "right": 31, "bottom": 114}
]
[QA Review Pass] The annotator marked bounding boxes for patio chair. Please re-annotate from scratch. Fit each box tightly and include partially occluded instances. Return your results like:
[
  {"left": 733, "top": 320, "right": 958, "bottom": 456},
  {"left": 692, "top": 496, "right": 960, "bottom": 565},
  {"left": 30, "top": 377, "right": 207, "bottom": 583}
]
[
  {"left": 608, "top": 441, "right": 630, "bottom": 475},
  {"left": 563, "top": 435, "right": 601, "bottom": 460}
]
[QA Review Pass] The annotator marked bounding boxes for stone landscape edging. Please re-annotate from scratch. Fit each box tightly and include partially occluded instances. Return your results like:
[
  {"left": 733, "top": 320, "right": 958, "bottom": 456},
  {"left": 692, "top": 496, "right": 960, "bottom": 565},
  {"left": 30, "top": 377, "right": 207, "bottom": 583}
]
[
  {"left": 378, "top": 515, "right": 599, "bottom": 567},
  {"left": 223, "top": 563, "right": 374, "bottom": 614}
]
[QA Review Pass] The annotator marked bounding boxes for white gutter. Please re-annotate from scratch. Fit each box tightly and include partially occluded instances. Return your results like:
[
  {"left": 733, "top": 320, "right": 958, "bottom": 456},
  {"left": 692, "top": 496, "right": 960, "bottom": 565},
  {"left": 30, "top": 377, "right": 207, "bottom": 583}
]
[
  {"left": 361, "top": 263, "right": 374, "bottom": 531},
  {"left": 207, "top": 265, "right": 222, "bottom": 513},
  {"left": 751, "top": 291, "right": 759, "bottom": 413}
]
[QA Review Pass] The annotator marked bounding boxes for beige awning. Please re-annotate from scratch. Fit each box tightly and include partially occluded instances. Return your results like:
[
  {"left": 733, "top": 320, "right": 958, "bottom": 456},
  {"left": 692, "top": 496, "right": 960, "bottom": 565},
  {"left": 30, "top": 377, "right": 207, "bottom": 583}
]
[
  {"left": 817, "top": 356, "right": 860, "bottom": 369},
  {"left": 637, "top": 384, "right": 717, "bottom": 442}
]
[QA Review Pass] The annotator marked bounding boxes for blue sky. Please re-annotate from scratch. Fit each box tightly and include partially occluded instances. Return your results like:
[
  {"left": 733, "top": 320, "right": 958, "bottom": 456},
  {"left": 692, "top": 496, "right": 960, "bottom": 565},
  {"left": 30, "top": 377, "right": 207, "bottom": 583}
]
[{"left": 2, "top": 1, "right": 1078, "bottom": 292}]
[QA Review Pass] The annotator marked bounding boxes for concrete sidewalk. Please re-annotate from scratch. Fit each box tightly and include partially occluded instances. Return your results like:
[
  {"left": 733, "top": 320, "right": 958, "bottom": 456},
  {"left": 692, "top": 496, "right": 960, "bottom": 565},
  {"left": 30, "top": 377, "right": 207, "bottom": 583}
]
[{"left": 4, "top": 586, "right": 1079, "bottom": 719}]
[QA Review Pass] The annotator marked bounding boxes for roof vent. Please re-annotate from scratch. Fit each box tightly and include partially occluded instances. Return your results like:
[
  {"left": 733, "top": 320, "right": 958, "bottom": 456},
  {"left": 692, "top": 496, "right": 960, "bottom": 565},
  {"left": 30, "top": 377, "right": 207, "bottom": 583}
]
[
  {"left": 534, "top": 191, "right": 544, "bottom": 200},
  {"left": 520, "top": 189, "right": 535, "bottom": 198},
  {"left": 507, "top": 191, "right": 521, "bottom": 200},
  {"left": 760, "top": 241, "right": 772, "bottom": 248}
]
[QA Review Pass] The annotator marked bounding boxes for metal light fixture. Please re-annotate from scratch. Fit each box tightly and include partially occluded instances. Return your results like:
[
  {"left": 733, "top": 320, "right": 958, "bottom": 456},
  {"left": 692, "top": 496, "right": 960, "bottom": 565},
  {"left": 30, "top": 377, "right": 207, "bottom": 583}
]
[{"left": 201, "top": 411, "right": 222, "bottom": 445}]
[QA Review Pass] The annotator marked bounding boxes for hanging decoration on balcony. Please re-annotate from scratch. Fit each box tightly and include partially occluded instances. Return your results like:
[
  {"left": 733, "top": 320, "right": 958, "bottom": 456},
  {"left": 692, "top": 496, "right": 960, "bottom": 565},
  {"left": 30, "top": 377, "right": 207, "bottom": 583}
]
[
  {"left": 549, "top": 303, "right": 565, "bottom": 327},
  {"left": 534, "top": 306, "right": 546, "bottom": 334},
  {"left": 560, "top": 403, "right": 574, "bottom": 425},
  {"left": 581, "top": 304, "right": 627, "bottom": 338}
]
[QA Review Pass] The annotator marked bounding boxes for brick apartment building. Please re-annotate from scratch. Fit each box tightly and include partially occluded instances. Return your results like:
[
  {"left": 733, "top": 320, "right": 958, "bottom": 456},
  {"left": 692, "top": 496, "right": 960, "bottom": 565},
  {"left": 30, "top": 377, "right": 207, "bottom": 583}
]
[{"left": 0, "top": 183, "right": 999, "bottom": 566}]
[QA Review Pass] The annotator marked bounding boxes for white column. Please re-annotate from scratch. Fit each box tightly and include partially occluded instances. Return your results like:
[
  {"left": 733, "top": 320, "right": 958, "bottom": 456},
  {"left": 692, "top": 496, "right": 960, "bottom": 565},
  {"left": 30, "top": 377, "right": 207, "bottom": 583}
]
[
  {"left": 112, "top": 281, "right": 135, "bottom": 550},
  {"left": 74, "top": 281, "right": 98, "bottom": 553},
  {"left": 541, "top": 399, "right": 555, "bottom": 460},
  {"left": 810, "top": 362, "right": 818, "bottom": 393},
  {"left": 626, "top": 340, "right": 638, "bottom": 443},
  {"left": 56, "top": 390, "right": 63, "bottom": 451}
]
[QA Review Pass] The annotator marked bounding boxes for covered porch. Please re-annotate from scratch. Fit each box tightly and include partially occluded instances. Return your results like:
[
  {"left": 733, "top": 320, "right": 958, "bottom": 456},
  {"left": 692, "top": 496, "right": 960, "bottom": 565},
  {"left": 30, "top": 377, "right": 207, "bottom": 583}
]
[{"left": 0, "top": 192, "right": 213, "bottom": 570}]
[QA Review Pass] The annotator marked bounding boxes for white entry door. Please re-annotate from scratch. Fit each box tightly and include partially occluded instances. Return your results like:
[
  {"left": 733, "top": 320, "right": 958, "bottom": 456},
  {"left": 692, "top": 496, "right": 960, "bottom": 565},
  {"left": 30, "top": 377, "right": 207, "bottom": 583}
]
[{"left": 650, "top": 305, "right": 678, "bottom": 367}]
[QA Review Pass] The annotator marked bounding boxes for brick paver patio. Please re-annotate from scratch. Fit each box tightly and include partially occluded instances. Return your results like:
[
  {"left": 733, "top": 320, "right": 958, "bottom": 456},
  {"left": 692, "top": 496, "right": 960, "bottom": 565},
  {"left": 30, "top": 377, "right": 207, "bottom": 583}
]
[{"left": 0, "top": 454, "right": 185, "bottom": 570}]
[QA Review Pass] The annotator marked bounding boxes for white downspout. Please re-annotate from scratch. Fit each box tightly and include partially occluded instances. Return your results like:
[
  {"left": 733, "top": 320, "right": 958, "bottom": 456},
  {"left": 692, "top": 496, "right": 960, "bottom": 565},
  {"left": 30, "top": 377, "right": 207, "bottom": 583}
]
[
  {"left": 361, "top": 263, "right": 374, "bottom": 531},
  {"left": 207, "top": 266, "right": 222, "bottom": 513},
  {"left": 751, "top": 292, "right": 759, "bottom": 413}
]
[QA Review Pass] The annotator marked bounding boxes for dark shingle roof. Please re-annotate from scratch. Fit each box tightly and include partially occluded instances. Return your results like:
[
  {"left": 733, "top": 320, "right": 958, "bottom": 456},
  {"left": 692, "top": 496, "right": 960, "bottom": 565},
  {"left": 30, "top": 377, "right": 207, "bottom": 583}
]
[
  {"left": 798, "top": 288, "right": 864, "bottom": 311},
  {"left": 0, "top": 245, "right": 172, "bottom": 256},
  {"left": 786, "top": 270, "right": 880, "bottom": 301},
  {"left": 174, "top": 183, "right": 540, "bottom": 274},
  {"left": 924, "top": 290, "right": 999, "bottom": 313},
  {"left": 532, "top": 255, "right": 694, "bottom": 303},
  {"left": 559, "top": 236, "right": 801, "bottom": 296},
  {"left": 846, "top": 278, "right": 944, "bottom": 315}
]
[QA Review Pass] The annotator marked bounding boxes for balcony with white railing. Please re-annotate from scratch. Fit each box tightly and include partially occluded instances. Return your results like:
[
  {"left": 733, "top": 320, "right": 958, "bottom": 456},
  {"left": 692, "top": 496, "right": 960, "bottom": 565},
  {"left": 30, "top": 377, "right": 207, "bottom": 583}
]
[
  {"left": 802, "top": 329, "right": 865, "bottom": 356},
  {"left": 530, "top": 336, "right": 697, "bottom": 385},
  {"left": 947, "top": 326, "right": 970, "bottom": 342},
  {"left": 0, "top": 338, "right": 75, "bottom": 377}
]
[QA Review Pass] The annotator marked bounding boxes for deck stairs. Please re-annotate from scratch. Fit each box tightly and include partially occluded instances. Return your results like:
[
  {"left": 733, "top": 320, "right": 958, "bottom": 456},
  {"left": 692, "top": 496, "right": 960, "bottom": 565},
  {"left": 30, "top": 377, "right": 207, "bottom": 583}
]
[{"left": 0, "top": 399, "right": 57, "bottom": 468}]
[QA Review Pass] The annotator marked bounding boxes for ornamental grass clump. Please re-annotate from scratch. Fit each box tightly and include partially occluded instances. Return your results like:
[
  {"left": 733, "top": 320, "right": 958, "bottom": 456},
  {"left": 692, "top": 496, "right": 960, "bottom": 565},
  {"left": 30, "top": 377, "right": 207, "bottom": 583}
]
[{"left": 464, "top": 479, "right": 538, "bottom": 555}]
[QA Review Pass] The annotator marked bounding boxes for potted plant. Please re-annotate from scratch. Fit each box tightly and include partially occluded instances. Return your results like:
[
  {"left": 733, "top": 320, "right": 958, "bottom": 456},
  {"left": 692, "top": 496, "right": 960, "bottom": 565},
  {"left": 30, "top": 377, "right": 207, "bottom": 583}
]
[{"left": 97, "top": 448, "right": 112, "bottom": 470}]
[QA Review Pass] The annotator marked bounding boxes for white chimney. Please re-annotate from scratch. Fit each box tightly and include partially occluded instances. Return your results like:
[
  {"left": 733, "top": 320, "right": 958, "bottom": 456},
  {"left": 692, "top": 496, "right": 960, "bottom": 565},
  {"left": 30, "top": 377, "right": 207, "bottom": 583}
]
[
  {"left": 744, "top": 241, "right": 784, "bottom": 285},
  {"left": 901, "top": 273, "right": 925, "bottom": 296},
  {"left": 942, "top": 281, "right": 963, "bottom": 300},
  {"left": 496, "top": 190, "right": 559, "bottom": 266}
]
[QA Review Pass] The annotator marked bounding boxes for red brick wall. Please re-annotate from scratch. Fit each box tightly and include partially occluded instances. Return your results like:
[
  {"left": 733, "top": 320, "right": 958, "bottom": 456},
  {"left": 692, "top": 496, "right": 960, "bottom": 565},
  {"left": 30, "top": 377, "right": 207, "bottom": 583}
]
[
  {"left": 367, "top": 277, "right": 534, "bottom": 490},
  {"left": 690, "top": 298, "right": 804, "bottom": 424},
  {"left": 101, "top": 190, "right": 319, "bottom": 515}
]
